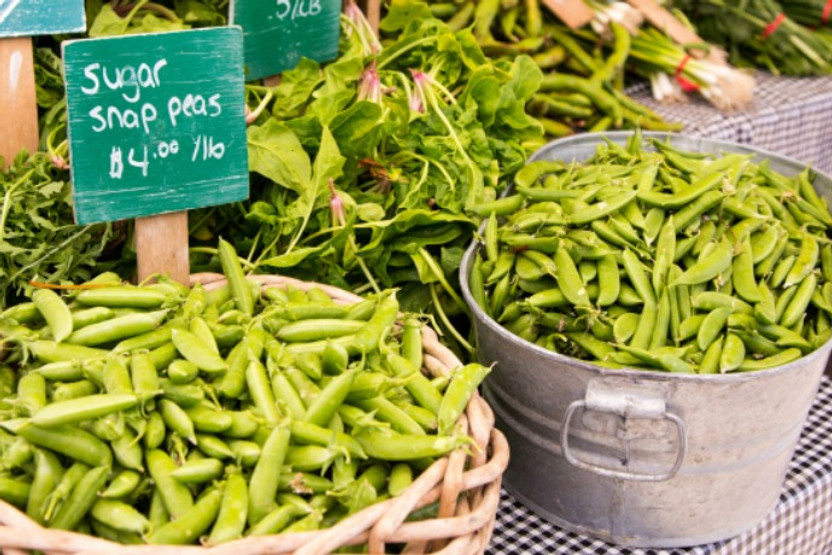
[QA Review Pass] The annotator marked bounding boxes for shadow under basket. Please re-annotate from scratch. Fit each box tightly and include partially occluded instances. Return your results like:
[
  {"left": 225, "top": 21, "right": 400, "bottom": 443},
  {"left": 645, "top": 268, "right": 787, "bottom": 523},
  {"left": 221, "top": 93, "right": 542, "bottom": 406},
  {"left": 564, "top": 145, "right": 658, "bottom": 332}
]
[{"left": 0, "top": 273, "right": 508, "bottom": 555}]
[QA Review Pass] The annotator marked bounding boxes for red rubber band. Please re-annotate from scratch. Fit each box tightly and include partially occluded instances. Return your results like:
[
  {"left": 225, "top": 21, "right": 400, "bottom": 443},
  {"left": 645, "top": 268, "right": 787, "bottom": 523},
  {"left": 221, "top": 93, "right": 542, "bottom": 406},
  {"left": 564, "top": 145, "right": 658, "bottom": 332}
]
[
  {"left": 822, "top": 0, "right": 832, "bottom": 26},
  {"left": 761, "top": 13, "right": 786, "bottom": 40},
  {"left": 675, "top": 55, "right": 701, "bottom": 93}
]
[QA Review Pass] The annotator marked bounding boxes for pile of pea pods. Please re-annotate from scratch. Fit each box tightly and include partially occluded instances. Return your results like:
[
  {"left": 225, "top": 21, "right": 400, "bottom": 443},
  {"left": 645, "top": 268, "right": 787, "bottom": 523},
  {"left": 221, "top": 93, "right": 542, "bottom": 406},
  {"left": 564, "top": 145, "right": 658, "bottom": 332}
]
[
  {"left": 469, "top": 134, "right": 832, "bottom": 374},
  {"left": 0, "top": 239, "right": 488, "bottom": 545}
]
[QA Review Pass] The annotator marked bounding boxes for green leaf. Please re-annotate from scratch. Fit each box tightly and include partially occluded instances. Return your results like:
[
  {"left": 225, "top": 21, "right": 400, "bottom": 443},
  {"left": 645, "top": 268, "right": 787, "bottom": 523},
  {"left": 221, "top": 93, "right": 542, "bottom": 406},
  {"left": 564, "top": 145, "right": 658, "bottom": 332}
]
[
  {"left": 286, "top": 126, "right": 345, "bottom": 250},
  {"left": 380, "top": 0, "right": 433, "bottom": 32},
  {"left": 88, "top": 4, "right": 132, "bottom": 37},
  {"left": 247, "top": 119, "right": 311, "bottom": 194},
  {"left": 330, "top": 101, "right": 385, "bottom": 157},
  {"left": 272, "top": 58, "right": 323, "bottom": 120}
]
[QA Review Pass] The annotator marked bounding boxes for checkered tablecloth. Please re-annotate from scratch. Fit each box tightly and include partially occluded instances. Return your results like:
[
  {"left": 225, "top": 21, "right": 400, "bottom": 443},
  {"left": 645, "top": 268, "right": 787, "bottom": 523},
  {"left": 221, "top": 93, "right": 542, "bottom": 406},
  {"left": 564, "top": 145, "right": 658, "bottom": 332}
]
[
  {"left": 627, "top": 73, "right": 832, "bottom": 175},
  {"left": 487, "top": 375, "right": 832, "bottom": 554}
]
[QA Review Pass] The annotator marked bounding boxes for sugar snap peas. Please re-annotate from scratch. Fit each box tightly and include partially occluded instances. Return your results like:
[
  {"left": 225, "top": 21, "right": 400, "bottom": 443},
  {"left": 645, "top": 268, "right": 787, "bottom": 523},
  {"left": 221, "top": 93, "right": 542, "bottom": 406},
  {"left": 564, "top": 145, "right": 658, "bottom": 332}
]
[
  {"left": 475, "top": 137, "right": 832, "bottom": 374},
  {"left": 0, "top": 253, "right": 480, "bottom": 546}
]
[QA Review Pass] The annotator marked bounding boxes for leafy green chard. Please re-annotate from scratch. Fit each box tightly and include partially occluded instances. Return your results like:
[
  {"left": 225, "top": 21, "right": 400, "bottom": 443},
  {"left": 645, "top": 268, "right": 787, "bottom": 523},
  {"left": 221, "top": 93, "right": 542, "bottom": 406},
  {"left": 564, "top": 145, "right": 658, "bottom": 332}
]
[{"left": 191, "top": 2, "right": 542, "bottom": 352}]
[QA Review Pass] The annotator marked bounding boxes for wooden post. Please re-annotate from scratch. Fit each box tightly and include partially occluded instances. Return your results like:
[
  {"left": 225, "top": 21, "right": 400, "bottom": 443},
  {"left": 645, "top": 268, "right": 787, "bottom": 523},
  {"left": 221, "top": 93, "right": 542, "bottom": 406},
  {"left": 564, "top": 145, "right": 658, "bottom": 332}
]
[
  {"left": 135, "top": 212, "right": 190, "bottom": 285},
  {"left": 0, "top": 37, "right": 38, "bottom": 169},
  {"left": 364, "top": 0, "right": 380, "bottom": 33}
]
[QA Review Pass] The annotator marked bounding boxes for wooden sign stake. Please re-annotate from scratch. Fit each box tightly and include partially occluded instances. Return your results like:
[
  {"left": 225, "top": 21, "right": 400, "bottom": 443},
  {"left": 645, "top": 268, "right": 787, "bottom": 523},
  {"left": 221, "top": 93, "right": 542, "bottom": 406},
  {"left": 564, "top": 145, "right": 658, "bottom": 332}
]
[
  {"left": 0, "top": 37, "right": 38, "bottom": 169},
  {"left": 135, "top": 212, "right": 190, "bottom": 285}
]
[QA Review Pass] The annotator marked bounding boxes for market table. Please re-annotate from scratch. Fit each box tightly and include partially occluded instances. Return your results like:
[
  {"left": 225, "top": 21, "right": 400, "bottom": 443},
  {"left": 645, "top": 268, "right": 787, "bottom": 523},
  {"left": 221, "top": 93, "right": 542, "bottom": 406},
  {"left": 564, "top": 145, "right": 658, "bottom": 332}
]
[
  {"left": 627, "top": 73, "right": 832, "bottom": 175},
  {"left": 487, "top": 374, "right": 832, "bottom": 554}
]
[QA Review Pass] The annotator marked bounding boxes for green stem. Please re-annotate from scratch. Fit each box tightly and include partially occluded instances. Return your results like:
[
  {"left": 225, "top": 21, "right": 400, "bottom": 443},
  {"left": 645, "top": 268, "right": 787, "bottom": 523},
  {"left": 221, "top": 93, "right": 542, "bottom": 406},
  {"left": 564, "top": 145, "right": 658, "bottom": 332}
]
[
  {"left": 377, "top": 37, "right": 436, "bottom": 70},
  {"left": 418, "top": 248, "right": 469, "bottom": 316},
  {"left": 429, "top": 285, "right": 474, "bottom": 354}
]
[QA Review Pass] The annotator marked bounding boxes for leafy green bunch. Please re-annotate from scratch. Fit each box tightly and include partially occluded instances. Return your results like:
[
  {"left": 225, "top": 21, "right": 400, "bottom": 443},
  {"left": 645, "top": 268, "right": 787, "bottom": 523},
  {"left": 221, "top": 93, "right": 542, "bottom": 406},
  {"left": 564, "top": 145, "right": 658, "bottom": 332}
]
[
  {"left": 672, "top": 0, "right": 832, "bottom": 75},
  {"left": 194, "top": 0, "right": 544, "bottom": 351}
]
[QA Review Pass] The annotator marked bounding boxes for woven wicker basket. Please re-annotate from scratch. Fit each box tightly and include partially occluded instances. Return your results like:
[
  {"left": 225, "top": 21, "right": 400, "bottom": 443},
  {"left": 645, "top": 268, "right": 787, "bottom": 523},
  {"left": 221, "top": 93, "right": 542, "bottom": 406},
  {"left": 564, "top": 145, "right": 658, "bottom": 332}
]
[{"left": 0, "top": 273, "right": 509, "bottom": 555}]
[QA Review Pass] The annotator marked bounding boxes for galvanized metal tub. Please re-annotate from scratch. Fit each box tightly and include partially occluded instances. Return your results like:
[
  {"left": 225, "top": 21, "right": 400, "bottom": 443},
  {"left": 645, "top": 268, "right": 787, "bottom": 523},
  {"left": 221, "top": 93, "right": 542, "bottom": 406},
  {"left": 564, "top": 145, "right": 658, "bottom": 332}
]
[{"left": 460, "top": 132, "right": 832, "bottom": 548}]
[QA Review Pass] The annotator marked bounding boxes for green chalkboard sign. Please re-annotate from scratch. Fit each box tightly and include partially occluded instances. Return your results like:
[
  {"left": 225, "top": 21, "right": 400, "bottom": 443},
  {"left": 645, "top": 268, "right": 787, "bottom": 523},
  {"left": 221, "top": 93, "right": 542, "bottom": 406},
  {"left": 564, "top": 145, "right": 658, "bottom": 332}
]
[
  {"left": 63, "top": 27, "right": 250, "bottom": 225},
  {"left": 230, "top": 0, "right": 341, "bottom": 81},
  {"left": 0, "top": 0, "right": 85, "bottom": 37}
]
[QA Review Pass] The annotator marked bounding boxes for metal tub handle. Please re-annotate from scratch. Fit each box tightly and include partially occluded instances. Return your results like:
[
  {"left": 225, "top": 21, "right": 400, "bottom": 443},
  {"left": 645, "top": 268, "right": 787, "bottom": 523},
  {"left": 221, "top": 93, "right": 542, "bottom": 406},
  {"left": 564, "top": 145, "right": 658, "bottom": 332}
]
[{"left": 560, "top": 381, "right": 687, "bottom": 482}]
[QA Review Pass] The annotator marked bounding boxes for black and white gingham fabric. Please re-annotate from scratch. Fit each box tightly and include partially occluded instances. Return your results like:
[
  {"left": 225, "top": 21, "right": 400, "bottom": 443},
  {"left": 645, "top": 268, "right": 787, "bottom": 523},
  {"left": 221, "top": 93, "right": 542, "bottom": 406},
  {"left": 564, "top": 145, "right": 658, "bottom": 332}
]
[
  {"left": 487, "top": 375, "right": 832, "bottom": 554},
  {"left": 626, "top": 73, "right": 832, "bottom": 175}
]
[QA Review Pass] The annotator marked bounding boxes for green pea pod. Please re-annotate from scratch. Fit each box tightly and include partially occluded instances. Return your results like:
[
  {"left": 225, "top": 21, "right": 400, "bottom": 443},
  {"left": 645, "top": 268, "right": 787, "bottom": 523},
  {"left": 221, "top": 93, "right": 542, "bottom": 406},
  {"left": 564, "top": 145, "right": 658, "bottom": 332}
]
[
  {"left": 650, "top": 289, "right": 672, "bottom": 349},
  {"left": 738, "top": 348, "right": 802, "bottom": 371},
  {"left": 218, "top": 238, "right": 254, "bottom": 316},
  {"left": 468, "top": 195, "right": 524, "bottom": 218},
  {"left": 784, "top": 233, "right": 819, "bottom": 288},
  {"left": 49, "top": 465, "right": 109, "bottom": 530},
  {"left": 159, "top": 399, "right": 197, "bottom": 444},
  {"left": 221, "top": 411, "right": 259, "bottom": 439},
  {"left": 629, "top": 303, "right": 656, "bottom": 349},
  {"left": 65, "top": 310, "right": 168, "bottom": 346},
  {"left": 33, "top": 289, "right": 73, "bottom": 343},
  {"left": 613, "top": 313, "right": 639, "bottom": 344},
  {"left": 196, "top": 434, "right": 235, "bottom": 460},
  {"left": 90, "top": 498, "right": 151, "bottom": 535},
  {"left": 698, "top": 337, "right": 723, "bottom": 375},
  {"left": 438, "top": 364, "right": 491, "bottom": 435},
  {"left": 622, "top": 248, "right": 656, "bottom": 307},
  {"left": 206, "top": 472, "right": 248, "bottom": 545},
  {"left": 248, "top": 425, "right": 291, "bottom": 526},
  {"left": 76, "top": 287, "right": 167, "bottom": 309},
  {"left": 130, "top": 352, "right": 160, "bottom": 408},
  {"left": 27, "top": 449, "right": 64, "bottom": 524},
  {"left": 17, "top": 373, "right": 46, "bottom": 416},
  {"left": 146, "top": 449, "right": 194, "bottom": 520},
  {"left": 247, "top": 504, "right": 303, "bottom": 536},
  {"left": 771, "top": 254, "right": 797, "bottom": 289},
  {"left": 355, "top": 428, "right": 467, "bottom": 461},
  {"left": 246, "top": 360, "right": 280, "bottom": 426},
  {"left": 219, "top": 340, "right": 249, "bottom": 399},
  {"left": 100, "top": 469, "right": 141, "bottom": 499},
  {"left": 170, "top": 458, "right": 224, "bottom": 484},
  {"left": 568, "top": 191, "right": 638, "bottom": 225},
  {"left": 566, "top": 332, "right": 616, "bottom": 361},
  {"left": 18, "top": 424, "right": 112, "bottom": 468},
  {"left": 781, "top": 273, "right": 817, "bottom": 328},
  {"left": 596, "top": 255, "right": 620, "bottom": 307},
  {"left": 348, "top": 292, "right": 399, "bottom": 355},
  {"left": 271, "top": 373, "right": 307, "bottom": 419},
  {"left": 387, "top": 354, "right": 442, "bottom": 414},
  {"left": 28, "top": 341, "right": 107, "bottom": 364},
  {"left": 720, "top": 333, "right": 746, "bottom": 373},
  {"left": 698, "top": 307, "right": 732, "bottom": 351},
  {"left": 172, "top": 329, "right": 227, "bottom": 373},
  {"left": 31, "top": 394, "right": 137, "bottom": 428},
  {"left": 732, "top": 236, "right": 761, "bottom": 303},
  {"left": 148, "top": 484, "right": 223, "bottom": 545},
  {"left": 651, "top": 216, "right": 676, "bottom": 296},
  {"left": 168, "top": 360, "right": 199, "bottom": 384},
  {"left": 355, "top": 397, "right": 424, "bottom": 436},
  {"left": 277, "top": 319, "right": 365, "bottom": 343},
  {"left": 692, "top": 291, "right": 754, "bottom": 314},
  {"left": 143, "top": 411, "right": 166, "bottom": 450},
  {"left": 184, "top": 406, "right": 233, "bottom": 434},
  {"left": 672, "top": 241, "right": 733, "bottom": 286},
  {"left": 750, "top": 225, "right": 780, "bottom": 264},
  {"left": 615, "top": 345, "right": 695, "bottom": 373},
  {"left": 554, "top": 244, "right": 590, "bottom": 307},
  {"left": 285, "top": 445, "right": 339, "bottom": 473},
  {"left": 289, "top": 420, "right": 366, "bottom": 459}
]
